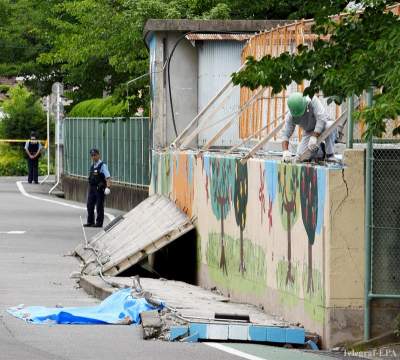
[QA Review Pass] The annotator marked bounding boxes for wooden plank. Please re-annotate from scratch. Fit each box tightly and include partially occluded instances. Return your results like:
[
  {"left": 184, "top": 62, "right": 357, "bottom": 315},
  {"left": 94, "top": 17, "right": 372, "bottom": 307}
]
[
  {"left": 240, "top": 121, "right": 285, "bottom": 164},
  {"left": 202, "top": 87, "right": 267, "bottom": 151}
]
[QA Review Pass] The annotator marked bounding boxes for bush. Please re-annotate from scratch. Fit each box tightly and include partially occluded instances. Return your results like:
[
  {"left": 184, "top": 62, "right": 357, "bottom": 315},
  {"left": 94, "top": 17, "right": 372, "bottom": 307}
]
[
  {"left": 68, "top": 96, "right": 128, "bottom": 117},
  {"left": 0, "top": 143, "right": 50, "bottom": 176},
  {"left": 0, "top": 85, "right": 47, "bottom": 140}
]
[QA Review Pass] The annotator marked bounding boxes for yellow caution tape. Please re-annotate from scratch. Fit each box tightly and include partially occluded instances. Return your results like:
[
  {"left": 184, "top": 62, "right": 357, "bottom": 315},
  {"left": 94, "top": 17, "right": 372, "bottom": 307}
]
[{"left": 0, "top": 139, "right": 47, "bottom": 145}]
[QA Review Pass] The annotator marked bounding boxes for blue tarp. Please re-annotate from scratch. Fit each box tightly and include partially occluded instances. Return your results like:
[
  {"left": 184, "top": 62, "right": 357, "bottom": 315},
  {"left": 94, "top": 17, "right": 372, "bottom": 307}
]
[{"left": 7, "top": 288, "right": 163, "bottom": 325}]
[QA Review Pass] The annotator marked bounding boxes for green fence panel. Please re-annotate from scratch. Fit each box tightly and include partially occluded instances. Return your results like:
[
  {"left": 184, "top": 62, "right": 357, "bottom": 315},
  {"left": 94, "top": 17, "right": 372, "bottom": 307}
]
[{"left": 63, "top": 117, "right": 151, "bottom": 186}]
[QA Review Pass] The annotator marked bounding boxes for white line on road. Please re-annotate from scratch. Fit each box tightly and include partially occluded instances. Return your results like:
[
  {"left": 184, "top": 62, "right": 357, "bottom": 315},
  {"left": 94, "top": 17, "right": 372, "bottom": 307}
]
[
  {"left": 16, "top": 181, "right": 114, "bottom": 221},
  {"left": 204, "top": 343, "right": 267, "bottom": 360},
  {"left": 0, "top": 231, "right": 26, "bottom": 234}
]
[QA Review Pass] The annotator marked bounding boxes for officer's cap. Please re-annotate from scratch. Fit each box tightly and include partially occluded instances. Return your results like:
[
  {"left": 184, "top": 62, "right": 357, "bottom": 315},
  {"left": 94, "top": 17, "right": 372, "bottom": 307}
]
[{"left": 89, "top": 148, "right": 99, "bottom": 155}]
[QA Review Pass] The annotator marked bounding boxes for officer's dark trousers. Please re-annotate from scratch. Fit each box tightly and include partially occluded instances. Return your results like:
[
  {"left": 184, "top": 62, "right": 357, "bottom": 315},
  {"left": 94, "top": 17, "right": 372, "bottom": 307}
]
[
  {"left": 27, "top": 158, "right": 39, "bottom": 183},
  {"left": 87, "top": 186, "right": 105, "bottom": 226}
]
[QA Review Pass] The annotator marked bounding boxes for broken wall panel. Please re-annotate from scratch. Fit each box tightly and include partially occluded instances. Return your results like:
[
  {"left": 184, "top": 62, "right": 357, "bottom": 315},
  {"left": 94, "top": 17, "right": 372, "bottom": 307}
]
[{"left": 75, "top": 194, "right": 194, "bottom": 276}]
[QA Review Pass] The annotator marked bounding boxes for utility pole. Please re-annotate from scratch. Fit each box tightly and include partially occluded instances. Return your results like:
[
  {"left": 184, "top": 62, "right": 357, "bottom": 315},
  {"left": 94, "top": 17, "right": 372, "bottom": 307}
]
[{"left": 49, "top": 82, "right": 64, "bottom": 194}]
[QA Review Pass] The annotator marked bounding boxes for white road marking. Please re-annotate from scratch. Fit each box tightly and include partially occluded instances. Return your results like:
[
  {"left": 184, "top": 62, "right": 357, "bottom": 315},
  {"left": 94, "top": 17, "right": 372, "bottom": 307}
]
[
  {"left": 0, "top": 231, "right": 26, "bottom": 234},
  {"left": 204, "top": 343, "right": 268, "bottom": 360},
  {"left": 16, "top": 181, "right": 114, "bottom": 221}
]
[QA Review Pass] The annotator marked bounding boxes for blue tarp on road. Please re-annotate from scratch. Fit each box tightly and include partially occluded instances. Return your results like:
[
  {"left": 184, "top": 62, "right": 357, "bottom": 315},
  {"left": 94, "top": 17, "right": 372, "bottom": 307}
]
[{"left": 7, "top": 288, "right": 163, "bottom": 325}]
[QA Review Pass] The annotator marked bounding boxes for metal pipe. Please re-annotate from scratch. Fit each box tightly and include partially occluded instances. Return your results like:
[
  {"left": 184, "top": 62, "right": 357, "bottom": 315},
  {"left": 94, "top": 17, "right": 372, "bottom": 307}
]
[
  {"left": 369, "top": 293, "right": 400, "bottom": 299},
  {"left": 49, "top": 88, "right": 61, "bottom": 194},
  {"left": 346, "top": 95, "right": 354, "bottom": 149},
  {"left": 364, "top": 87, "right": 373, "bottom": 341},
  {"left": 40, "top": 96, "right": 51, "bottom": 184}
]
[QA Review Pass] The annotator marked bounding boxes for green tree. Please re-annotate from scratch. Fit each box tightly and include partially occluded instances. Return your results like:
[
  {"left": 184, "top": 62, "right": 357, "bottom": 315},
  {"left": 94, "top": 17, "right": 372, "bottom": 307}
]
[
  {"left": 277, "top": 163, "right": 300, "bottom": 285},
  {"left": 0, "top": 0, "right": 61, "bottom": 95},
  {"left": 300, "top": 166, "right": 318, "bottom": 293},
  {"left": 232, "top": 1, "right": 400, "bottom": 139},
  {"left": 234, "top": 160, "right": 248, "bottom": 274},
  {"left": 0, "top": 85, "right": 46, "bottom": 140}
]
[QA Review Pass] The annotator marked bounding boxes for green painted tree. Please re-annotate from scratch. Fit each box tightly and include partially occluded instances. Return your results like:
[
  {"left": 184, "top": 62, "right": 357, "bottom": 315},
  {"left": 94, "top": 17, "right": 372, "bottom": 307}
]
[
  {"left": 210, "top": 157, "right": 235, "bottom": 274},
  {"left": 277, "top": 163, "right": 300, "bottom": 285},
  {"left": 300, "top": 166, "right": 318, "bottom": 293},
  {"left": 234, "top": 160, "right": 248, "bottom": 274}
]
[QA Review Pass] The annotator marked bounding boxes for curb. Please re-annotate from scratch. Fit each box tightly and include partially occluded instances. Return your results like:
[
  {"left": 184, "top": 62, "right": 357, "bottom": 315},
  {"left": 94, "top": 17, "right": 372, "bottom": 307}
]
[{"left": 79, "top": 275, "right": 115, "bottom": 300}]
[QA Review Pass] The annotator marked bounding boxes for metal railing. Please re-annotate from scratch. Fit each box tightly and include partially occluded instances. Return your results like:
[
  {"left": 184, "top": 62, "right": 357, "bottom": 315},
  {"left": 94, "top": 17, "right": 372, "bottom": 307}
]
[{"left": 63, "top": 117, "right": 151, "bottom": 187}]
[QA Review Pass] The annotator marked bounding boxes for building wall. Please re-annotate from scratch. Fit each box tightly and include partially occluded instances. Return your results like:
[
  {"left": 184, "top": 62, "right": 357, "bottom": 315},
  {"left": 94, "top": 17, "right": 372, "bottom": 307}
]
[
  {"left": 198, "top": 41, "right": 244, "bottom": 147},
  {"left": 150, "top": 32, "right": 198, "bottom": 148},
  {"left": 150, "top": 149, "right": 366, "bottom": 347}
]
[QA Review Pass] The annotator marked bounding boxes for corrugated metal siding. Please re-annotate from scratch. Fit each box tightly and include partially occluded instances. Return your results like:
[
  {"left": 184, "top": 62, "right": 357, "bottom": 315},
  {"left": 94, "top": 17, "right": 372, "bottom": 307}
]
[{"left": 198, "top": 41, "right": 244, "bottom": 147}]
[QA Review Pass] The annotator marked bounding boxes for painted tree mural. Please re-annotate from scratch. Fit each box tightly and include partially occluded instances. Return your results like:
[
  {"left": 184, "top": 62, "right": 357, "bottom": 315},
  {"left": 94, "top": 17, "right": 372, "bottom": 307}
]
[
  {"left": 300, "top": 166, "right": 318, "bottom": 294},
  {"left": 210, "top": 157, "right": 235, "bottom": 274},
  {"left": 277, "top": 163, "right": 300, "bottom": 285},
  {"left": 234, "top": 160, "right": 248, "bottom": 274}
]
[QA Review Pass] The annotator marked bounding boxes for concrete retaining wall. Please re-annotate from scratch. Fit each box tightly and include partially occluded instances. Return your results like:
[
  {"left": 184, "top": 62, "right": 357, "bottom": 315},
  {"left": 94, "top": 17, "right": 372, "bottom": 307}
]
[
  {"left": 62, "top": 175, "right": 148, "bottom": 212},
  {"left": 150, "top": 149, "right": 367, "bottom": 348}
]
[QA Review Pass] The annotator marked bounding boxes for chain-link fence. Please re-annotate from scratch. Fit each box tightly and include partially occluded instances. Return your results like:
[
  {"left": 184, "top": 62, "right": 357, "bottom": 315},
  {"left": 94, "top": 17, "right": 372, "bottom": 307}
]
[
  {"left": 63, "top": 117, "right": 151, "bottom": 187},
  {"left": 370, "top": 141, "right": 400, "bottom": 295}
]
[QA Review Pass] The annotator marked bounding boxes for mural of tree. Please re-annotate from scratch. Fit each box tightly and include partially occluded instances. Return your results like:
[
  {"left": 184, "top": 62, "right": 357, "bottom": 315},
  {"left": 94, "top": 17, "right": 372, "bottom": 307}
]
[
  {"left": 277, "top": 163, "right": 300, "bottom": 285},
  {"left": 300, "top": 166, "right": 318, "bottom": 294},
  {"left": 210, "top": 157, "right": 235, "bottom": 274},
  {"left": 234, "top": 160, "right": 248, "bottom": 274}
]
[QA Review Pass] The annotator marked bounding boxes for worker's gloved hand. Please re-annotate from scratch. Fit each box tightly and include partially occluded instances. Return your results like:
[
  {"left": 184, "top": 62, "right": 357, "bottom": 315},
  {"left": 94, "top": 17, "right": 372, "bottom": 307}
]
[
  {"left": 308, "top": 136, "right": 319, "bottom": 152},
  {"left": 282, "top": 150, "right": 292, "bottom": 163},
  {"left": 104, "top": 188, "right": 111, "bottom": 196}
]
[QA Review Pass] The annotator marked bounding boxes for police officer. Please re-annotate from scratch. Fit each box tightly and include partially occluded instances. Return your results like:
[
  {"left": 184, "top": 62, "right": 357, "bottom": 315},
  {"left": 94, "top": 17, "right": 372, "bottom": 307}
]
[
  {"left": 24, "top": 131, "right": 42, "bottom": 184},
  {"left": 84, "top": 148, "right": 111, "bottom": 228}
]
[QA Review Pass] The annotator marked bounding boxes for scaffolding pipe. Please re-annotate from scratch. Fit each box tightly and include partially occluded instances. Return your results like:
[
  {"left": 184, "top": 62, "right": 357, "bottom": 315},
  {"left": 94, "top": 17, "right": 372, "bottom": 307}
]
[{"left": 364, "top": 87, "right": 373, "bottom": 341}]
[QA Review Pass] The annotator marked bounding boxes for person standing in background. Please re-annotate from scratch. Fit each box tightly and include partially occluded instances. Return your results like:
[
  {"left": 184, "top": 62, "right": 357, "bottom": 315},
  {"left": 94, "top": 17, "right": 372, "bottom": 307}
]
[{"left": 24, "top": 131, "right": 42, "bottom": 184}]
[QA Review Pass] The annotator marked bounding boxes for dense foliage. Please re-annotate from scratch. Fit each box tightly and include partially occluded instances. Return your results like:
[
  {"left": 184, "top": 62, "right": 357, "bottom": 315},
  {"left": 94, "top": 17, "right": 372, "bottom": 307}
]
[
  {"left": 0, "top": 143, "right": 49, "bottom": 176},
  {"left": 0, "top": 85, "right": 47, "bottom": 140},
  {"left": 0, "top": 0, "right": 318, "bottom": 115},
  {"left": 68, "top": 97, "right": 128, "bottom": 117},
  {"left": 232, "top": 1, "right": 400, "bottom": 139}
]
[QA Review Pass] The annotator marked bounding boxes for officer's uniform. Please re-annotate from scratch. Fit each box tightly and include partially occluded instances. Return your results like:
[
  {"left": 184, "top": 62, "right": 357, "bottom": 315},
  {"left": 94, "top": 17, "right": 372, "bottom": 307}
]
[
  {"left": 25, "top": 139, "right": 42, "bottom": 184},
  {"left": 86, "top": 158, "right": 110, "bottom": 227}
]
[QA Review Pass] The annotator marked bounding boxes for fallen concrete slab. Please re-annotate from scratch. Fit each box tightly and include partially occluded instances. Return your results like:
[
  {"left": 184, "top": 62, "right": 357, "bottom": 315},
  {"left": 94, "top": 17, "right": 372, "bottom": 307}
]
[
  {"left": 79, "top": 275, "right": 319, "bottom": 347},
  {"left": 75, "top": 195, "right": 195, "bottom": 276},
  {"left": 80, "top": 275, "right": 287, "bottom": 326}
]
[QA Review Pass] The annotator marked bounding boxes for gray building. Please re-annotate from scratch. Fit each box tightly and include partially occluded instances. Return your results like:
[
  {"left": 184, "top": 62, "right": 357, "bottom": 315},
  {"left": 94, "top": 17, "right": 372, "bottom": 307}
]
[{"left": 144, "top": 19, "right": 286, "bottom": 149}]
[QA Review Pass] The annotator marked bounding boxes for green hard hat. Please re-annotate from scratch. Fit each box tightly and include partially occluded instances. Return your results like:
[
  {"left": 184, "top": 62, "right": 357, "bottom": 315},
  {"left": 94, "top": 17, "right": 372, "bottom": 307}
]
[{"left": 287, "top": 92, "right": 307, "bottom": 117}]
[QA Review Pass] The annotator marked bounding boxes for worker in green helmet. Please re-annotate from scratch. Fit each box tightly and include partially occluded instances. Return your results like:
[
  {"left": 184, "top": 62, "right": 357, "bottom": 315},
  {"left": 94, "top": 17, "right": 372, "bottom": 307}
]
[{"left": 281, "top": 92, "right": 337, "bottom": 162}]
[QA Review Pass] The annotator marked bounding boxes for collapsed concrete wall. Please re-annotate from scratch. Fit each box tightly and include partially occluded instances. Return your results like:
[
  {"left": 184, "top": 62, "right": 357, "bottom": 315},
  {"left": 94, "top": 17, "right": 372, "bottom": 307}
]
[{"left": 150, "top": 149, "right": 365, "bottom": 348}]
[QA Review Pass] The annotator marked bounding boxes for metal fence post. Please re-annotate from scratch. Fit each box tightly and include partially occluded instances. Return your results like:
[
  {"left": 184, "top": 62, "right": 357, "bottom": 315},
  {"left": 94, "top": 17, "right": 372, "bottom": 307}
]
[
  {"left": 364, "top": 87, "right": 373, "bottom": 341},
  {"left": 347, "top": 95, "right": 354, "bottom": 149}
]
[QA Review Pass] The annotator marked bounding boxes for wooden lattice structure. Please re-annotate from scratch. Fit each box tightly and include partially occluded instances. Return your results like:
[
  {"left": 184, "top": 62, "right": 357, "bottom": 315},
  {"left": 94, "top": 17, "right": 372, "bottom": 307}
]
[{"left": 239, "top": 3, "right": 400, "bottom": 141}]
